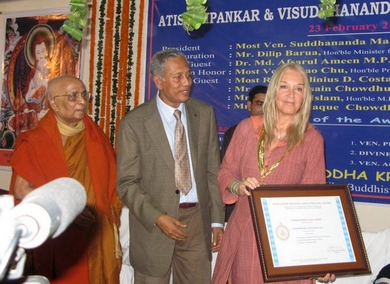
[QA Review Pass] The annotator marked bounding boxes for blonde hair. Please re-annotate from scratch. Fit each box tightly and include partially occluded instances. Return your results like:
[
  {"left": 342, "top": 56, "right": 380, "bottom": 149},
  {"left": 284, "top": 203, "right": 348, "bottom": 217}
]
[{"left": 262, "top": 63, "right": 313, "bottom": 150}]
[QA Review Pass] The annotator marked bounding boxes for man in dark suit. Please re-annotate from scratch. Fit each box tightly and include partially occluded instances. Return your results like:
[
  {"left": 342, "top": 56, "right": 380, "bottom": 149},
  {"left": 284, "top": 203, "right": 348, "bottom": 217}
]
[
  {"left": 116, "top": 49, "right": 225, "bottom": 284},
  {"left": 220, "top": 85, "right": 267, "bottom": 222}
]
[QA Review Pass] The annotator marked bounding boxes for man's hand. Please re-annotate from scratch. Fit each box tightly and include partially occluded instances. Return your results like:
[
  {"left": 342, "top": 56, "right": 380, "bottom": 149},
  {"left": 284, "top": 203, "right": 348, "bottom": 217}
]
[
  {"left": 211, "top": 227, "right": 224, "bottom": 252},
  {"left": 74, "top": 207, "right": 95, "bottom": 227},
  {"left": 13, "top": 175, "right": 35, "bottom": 200},
  {"left": 155, "top": 214, "right": 189, "bottom": 242}
]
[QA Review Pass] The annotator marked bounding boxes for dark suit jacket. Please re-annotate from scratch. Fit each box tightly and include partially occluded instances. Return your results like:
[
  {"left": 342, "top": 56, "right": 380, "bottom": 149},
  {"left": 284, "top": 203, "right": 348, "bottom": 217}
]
[
  {"left": 220, "top": 124, "right": 237, "bottom": 162},
  {"left": 219, "top": 124, "right": 238, "bottom": 222},
  {"left": 116, "top": 96, "right": 225, "bottom": 276}
]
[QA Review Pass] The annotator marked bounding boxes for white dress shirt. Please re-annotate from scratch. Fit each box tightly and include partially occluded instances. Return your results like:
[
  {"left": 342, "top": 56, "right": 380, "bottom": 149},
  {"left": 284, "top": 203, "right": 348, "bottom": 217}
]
[{"left": 156, "top": 94, "right": 198, "bottom": 203}]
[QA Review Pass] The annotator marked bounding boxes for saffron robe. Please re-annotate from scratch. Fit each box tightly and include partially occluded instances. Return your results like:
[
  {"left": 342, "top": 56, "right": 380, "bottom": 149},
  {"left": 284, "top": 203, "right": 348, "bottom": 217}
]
[
  {"left": 212, "top": 116, "right": 325, "bottom": 284},
  {"left": 10, "top": 110, "right": 122, "bottom": 284}
]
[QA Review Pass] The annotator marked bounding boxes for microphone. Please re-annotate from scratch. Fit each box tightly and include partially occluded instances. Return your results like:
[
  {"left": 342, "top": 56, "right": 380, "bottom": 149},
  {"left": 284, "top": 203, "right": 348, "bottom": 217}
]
[{"left": 10, "top": 177, "right": 86, "bottom": 249}]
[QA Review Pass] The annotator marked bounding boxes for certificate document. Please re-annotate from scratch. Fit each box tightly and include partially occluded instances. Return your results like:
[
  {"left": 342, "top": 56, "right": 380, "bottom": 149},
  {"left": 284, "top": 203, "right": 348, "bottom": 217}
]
[
  {"left": 261, "top": 196, "right": 355, "bottom": 267},
  {"left": 249, "top": 185, "right": 370, "bottom": 282}
]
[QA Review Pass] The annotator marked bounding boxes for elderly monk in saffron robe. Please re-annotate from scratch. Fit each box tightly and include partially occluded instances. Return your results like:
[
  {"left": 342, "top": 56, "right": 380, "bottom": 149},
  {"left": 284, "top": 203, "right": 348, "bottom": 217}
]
[
  {"left": 212, "top": 63, "right": 336, "bottom": 284},
  {"left": 9, "top": 74, "right": 122, "bottom": 284}
]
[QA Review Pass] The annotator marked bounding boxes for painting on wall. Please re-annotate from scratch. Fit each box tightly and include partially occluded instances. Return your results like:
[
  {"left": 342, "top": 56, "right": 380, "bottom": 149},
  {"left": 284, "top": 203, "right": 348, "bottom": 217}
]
[{"left": 0, "top": 10, "right": 82, "bottom": 168}]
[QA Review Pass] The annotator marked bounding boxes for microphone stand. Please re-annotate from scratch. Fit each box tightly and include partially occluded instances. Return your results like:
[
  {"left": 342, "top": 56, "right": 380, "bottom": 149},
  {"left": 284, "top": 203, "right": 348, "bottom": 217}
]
[{"left": 0, "top": 229, "right": 22, "bottom": 282}]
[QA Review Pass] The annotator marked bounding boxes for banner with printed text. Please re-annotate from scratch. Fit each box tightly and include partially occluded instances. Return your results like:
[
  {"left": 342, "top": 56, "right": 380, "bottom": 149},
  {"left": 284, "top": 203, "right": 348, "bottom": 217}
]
[{"left": 146, "top": 0, "right": 390, "bottom": 204}]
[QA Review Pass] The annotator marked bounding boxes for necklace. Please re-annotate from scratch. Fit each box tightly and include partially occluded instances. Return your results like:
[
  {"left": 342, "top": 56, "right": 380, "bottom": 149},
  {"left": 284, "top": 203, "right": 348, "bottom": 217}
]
[{"left": 257, "top": 128, "right": 296, "bottom": 183}]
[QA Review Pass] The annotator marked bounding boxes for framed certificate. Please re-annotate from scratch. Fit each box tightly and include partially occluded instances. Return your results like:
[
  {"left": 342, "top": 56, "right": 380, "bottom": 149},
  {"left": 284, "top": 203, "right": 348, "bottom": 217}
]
[{"left": 249, "top": 184, "right": 371, "bottom": 282}]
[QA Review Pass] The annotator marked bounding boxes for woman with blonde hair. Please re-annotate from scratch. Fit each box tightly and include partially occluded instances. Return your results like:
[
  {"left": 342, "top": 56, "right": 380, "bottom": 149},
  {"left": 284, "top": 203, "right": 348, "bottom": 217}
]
[{"left": 212, "top": 63, "right": 335, "bottom": 284}]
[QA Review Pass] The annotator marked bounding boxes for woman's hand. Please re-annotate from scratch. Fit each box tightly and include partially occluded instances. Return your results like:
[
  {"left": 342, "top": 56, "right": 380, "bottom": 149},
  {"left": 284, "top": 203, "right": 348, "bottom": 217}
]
[
  {"left": 231, "top": 177, "right": 260, "bottom": 196},
  {"left": 316, "top": 273, "right": 336, "bottom": 283}
]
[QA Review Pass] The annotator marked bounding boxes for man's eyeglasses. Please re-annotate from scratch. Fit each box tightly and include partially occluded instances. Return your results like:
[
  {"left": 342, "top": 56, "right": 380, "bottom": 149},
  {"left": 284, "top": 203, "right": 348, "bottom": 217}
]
[{"left": 52, "top": 91, "right": 90, "bottom": 102}]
